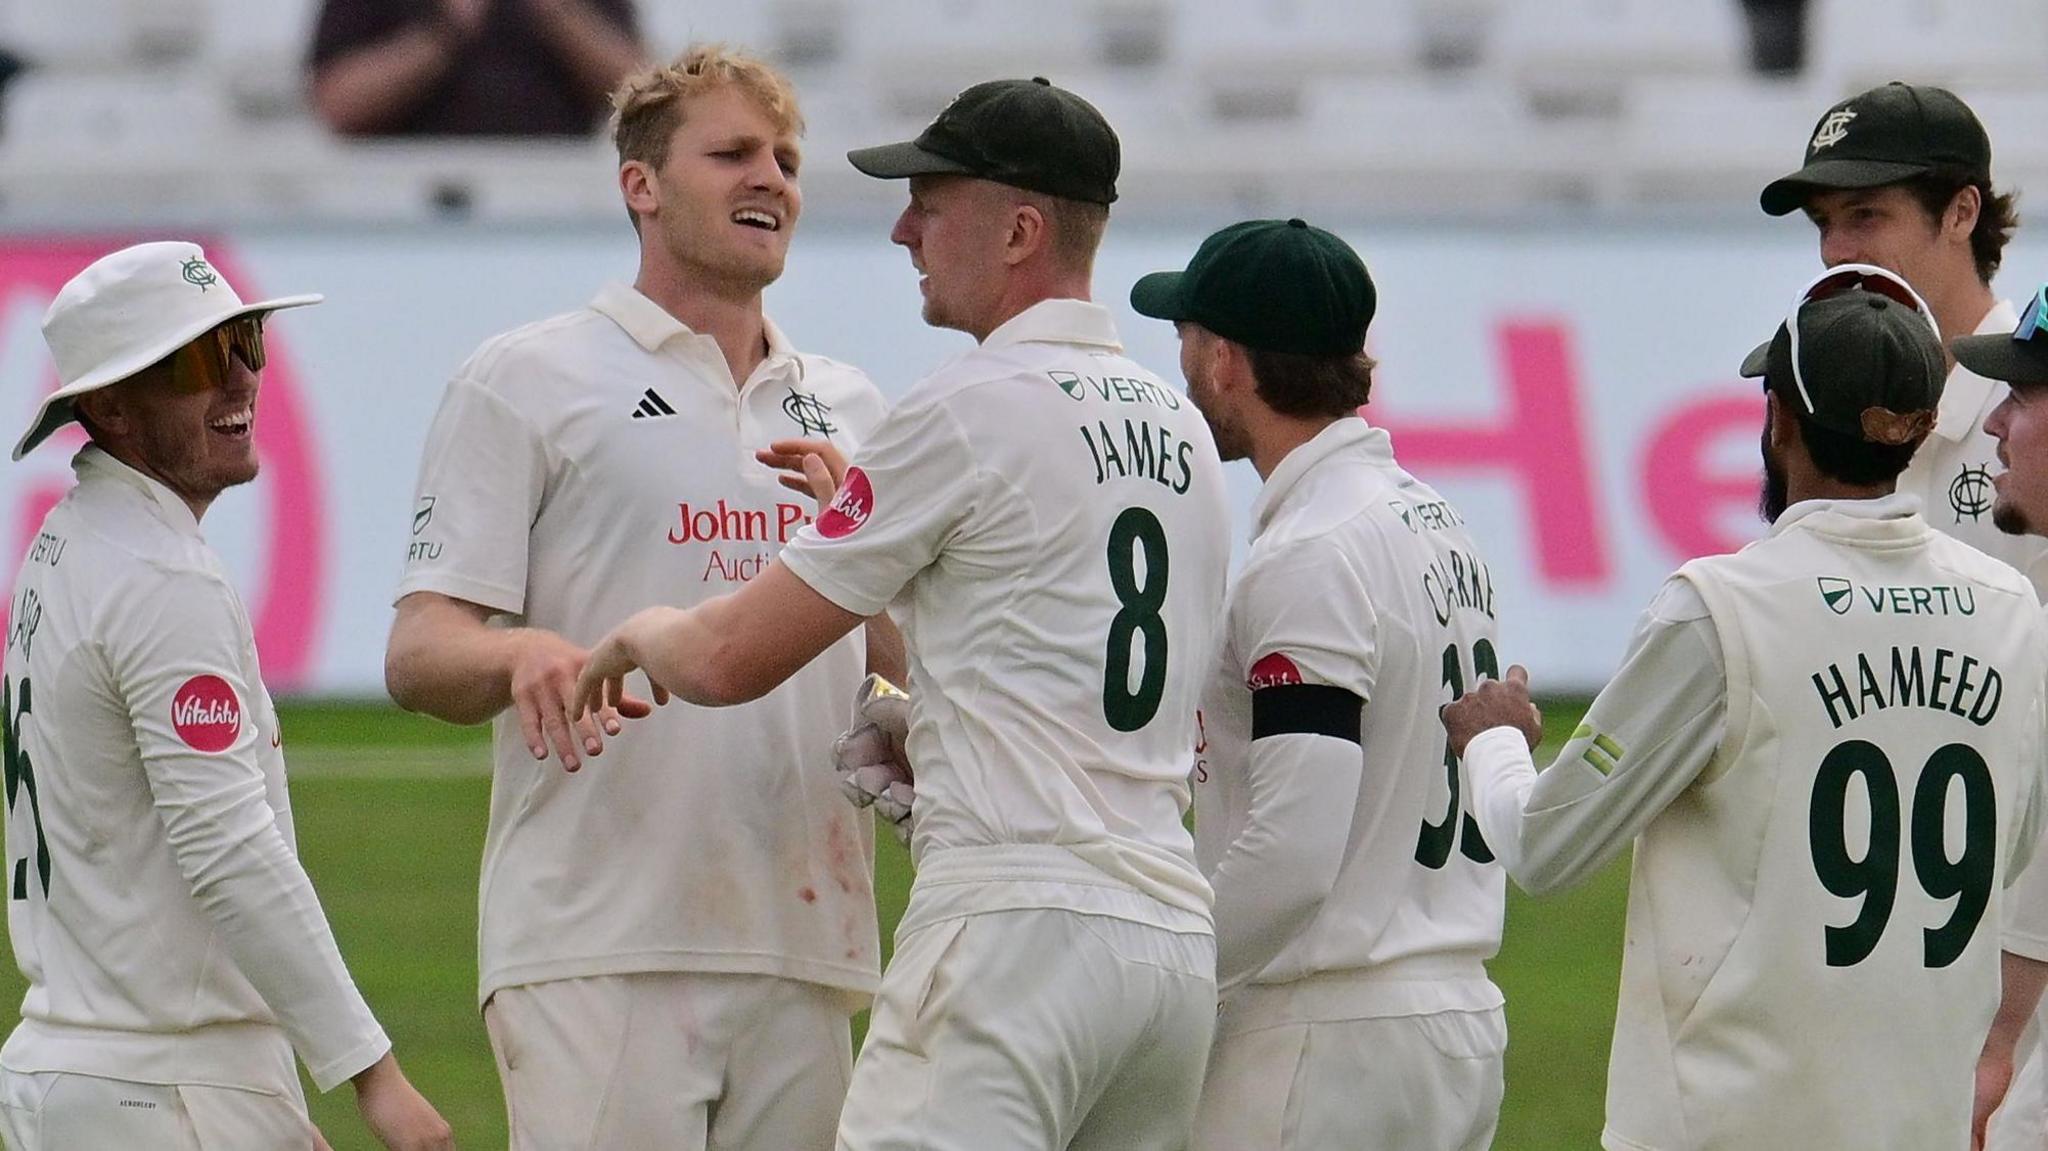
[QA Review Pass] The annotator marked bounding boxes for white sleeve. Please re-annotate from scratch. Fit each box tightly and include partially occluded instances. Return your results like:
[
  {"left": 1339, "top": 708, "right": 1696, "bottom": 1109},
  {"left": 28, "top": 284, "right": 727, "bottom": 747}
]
[
  {"left": 107, "top": 572, "right": 389, "bottom": 1091},
  {"left": 393, "top": 372, "right": 550, "bottom": 614},
  {"left": 1465, "top": 575, "right": 1727, "bottom": 897},
  {"left": 779, "top": 394, "right": 981, "bottom": 617},
  {"left": 1208, "top": 546, "right": 1371, "bottom": 994},
  {"left": 2002, "top": 658, "right": 2048, "bottom": 961}
]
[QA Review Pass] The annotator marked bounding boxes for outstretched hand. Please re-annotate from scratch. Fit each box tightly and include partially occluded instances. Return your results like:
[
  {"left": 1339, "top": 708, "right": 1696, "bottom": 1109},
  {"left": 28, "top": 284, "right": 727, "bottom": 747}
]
[
  {"left": 1441, "top": 664, "right": 1544, "bottom": 759},
  {"left": 507, "top": 629, "right": 656, "bottom": 773},
  {"left": 571, "top": 614, "right": 672, "bottom": 737},
  {"left": 756, "top": 438, "right": 849, "bottom": 508}
]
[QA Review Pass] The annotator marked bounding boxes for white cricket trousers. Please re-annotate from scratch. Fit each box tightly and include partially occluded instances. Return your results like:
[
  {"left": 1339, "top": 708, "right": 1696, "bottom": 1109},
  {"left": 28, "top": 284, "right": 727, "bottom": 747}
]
[
  {"left": 1194, "top": 980, "right": 1506, "bottom": 1151},
  {"left": 0, "top": 1067, "right": 314, "bottom": 1150},
  {"left": 837, "top": 906, "right": 1217, "bottom": 1151},
  {"left": 485, "top": 971, "right": 856, "bottom": 1151}
]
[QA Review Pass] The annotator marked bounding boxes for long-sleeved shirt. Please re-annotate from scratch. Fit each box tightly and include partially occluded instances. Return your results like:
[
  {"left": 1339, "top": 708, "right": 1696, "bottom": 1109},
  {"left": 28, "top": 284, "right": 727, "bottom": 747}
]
[
  {"left": 0, "top": 447, "right": 387, "bottom": 1092},
  {"left": 1195, "top": 419, "right": 1505, "bottom": 1012}
]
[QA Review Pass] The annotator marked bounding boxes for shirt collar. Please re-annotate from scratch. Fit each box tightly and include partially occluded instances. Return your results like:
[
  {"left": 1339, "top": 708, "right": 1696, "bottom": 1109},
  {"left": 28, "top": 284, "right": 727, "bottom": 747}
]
[
  {"left": 981, "top": 299, "right": 1124, "bottom": 353},
  {"left": 590, "top": 282, "right": 801, "bottom": 380},
  {"left": 1932, "top": 298, "right": 2019, "bottom": 442},
  {"left": 73, "top": 444, "right": 203, "bottom": 538},
  {"left": 1250, "top": 417, "right": 1391, "bottom": 540},
  {"left": 1767, "top": 491, "right": 1923, "bottom": 537}
]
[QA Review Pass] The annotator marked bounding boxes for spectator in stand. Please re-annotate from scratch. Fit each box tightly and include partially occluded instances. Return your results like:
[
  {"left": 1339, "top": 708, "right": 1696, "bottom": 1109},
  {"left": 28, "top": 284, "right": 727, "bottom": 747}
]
[
  {"left": 1739, "top": 0, "right": 1809, "bottom": 76},
  {"left": 309, "top": 0, "right": 645, "bottom": 137}
]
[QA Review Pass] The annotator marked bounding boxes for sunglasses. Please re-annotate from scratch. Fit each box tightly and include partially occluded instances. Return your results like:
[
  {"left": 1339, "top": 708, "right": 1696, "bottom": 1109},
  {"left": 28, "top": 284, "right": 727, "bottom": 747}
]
[
  {"left": 1779, "top": 263, "right": 1939, "bottom": 418},
  {"left": 2013, "top": 284, "right": 2048, "bottom": 344},
  {"left": 168, "top": 314, "right": 267, "bottom": 394}
]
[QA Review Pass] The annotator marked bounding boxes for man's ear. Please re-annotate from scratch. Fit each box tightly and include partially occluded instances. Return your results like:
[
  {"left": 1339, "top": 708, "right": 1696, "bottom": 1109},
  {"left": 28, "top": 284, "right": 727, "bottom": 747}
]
[
  {"left": 1003, "top": 200, "right": 1047, "bottom": 269},
  {"left": 1214, "top": 335, "right": 1255, "bottom": 397},
  {"left": 620, "top": 160, "right": 659, "bottom": 222},
  {"left": 73, "top": 387, "right": 126, "bottom": 439},
  {"left": 1764, "top": 388, "right": 1794, "bottom": 452},
  {"left": 1945, "top": 183, "right": 1982, "bottom": 241}
]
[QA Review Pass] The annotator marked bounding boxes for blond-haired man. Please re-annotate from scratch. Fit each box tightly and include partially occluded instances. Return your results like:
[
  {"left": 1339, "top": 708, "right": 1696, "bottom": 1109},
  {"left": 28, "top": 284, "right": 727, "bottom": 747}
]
[
  {"left": 573, "top": 77, "right": 1231, "bottom": 1151},
  {"left": 383, "top": 46, "right": 892, "bottom": 1150}
]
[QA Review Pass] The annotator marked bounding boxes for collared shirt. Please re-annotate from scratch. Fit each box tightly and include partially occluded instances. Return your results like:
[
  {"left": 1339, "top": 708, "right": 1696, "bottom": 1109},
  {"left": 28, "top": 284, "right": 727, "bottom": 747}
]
[
  {"left": 1902, "top": 300, "right": 2048, "bottom": 595},
  {"left": 1, "top": 447, "right": 388, "bottom": 1092},
  {"left": 396, "top": 284, "right": 889, "bottom": 1004},
  {"left": 1465, "top": 493, "right": 2048, "bottom": 1151},
  {"left": 1195, "top": 419, "right": 1505, "bottom": 1012},
  {"left": 781, "top": 298, "right": 1231, "bottom": 933}
]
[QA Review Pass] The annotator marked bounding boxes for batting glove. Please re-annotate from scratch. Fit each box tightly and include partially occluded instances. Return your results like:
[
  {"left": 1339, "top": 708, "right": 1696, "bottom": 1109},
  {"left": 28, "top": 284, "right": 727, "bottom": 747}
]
[{"left": 834, "top": 674, "right": 915, "bottom": 844}]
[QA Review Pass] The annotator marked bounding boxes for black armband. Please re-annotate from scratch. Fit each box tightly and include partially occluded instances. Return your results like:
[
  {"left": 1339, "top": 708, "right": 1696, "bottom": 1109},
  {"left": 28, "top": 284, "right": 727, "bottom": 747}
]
[{"left": 1251, "top": 684, "right": 1363, "bottom": 743}]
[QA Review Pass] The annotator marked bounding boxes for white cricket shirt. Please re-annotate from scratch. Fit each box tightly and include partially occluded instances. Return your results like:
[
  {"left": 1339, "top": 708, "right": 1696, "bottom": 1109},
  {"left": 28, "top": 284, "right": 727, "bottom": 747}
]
[
  {"left": 1902, "top": 300, "right": 2048, "bottom": 594},
  {"left": 1193, "top": 419, "right": 1506, "bottom": 1011},
  {"left": 396, "top": 284, "right": 888, "bottom": 1005},
  {"left": 779, "top": 299, "right": 1230, "bottom": 937},
  {"left": 1, "top": 448, "right": 389, "bottom": 1093},
  {"left": 1465, "top": 495, "right": 2048, "bottom": 1151}
]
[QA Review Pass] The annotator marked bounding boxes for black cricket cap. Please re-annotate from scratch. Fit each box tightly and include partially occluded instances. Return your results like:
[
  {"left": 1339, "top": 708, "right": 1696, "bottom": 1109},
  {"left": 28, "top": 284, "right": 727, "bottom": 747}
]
[
  {"left": 1953, "top": 288, "right": 2048, "bottom": 387},
  {"left": 847, "top": 77, "right": 1119, "bottom": 205},
  {"left": 1739, "top": 278, "right": 1946, "bottom": 445},
  {"left": 1760, "top": 82, "right": 1991, "bottom": 216},
  {"left": 1130, "top": 218, "right": 1375, "bottom": 357}
]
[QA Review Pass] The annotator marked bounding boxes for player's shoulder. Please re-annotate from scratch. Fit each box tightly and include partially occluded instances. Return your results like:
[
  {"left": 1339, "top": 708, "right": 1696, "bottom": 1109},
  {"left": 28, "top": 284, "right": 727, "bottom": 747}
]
[
  {"left": 1262, "top": 446, "right": 1430, "bottom": 554},
  {"left": 41, "top": 494, "right": 234, "bottom": 626},
  {"left": 455, "top": 307, "right": 618, "bottom": 393},
  {"left": 1924, "top": 531, "right": 2041, "bottom": 603},
  {"left": 1241, "top": 525, "right": 1366, "bottom": 601}
]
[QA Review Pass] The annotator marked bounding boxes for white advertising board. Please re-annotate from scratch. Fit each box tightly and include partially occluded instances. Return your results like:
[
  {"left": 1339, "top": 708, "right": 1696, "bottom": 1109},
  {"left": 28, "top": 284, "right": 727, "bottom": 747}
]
[{"left": 2, "top": 221, "right": 2040, "bottom": 694}]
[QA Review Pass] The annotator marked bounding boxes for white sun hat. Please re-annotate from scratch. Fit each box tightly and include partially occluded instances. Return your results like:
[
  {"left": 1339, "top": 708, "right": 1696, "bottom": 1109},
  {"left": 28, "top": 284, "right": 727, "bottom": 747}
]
[{"left": 17, "top": 240, "right": 322, "bottom": 460}]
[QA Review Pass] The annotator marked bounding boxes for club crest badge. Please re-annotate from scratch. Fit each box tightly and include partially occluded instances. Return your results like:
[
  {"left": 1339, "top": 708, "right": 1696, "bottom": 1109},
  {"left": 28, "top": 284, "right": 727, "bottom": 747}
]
[
  {"left": 1810, "top": 108, "right": 1856, "bottom": 151},
  {"left": 1950, "top": 463, "right": 1993, "bottom": 523}
]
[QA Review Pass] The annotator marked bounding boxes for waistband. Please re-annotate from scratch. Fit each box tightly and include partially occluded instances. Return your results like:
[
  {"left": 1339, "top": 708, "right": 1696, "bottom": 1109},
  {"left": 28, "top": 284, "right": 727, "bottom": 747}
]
[
  {"left": 1219, "top": 956, "right": 1503, "bottom": 1034},
  {"left": 902, "top": 844, "right": 1213, "bottom": 938},
  {"left": 1, "top": 1018, "right": 302, "bottom": 1093}
]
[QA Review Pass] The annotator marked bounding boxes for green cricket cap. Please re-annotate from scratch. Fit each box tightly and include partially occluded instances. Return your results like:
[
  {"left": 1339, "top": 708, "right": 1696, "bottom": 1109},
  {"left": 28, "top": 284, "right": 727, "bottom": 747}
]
[{"left": 1129, "top": 218, "right": 1376, "bottom": 357}]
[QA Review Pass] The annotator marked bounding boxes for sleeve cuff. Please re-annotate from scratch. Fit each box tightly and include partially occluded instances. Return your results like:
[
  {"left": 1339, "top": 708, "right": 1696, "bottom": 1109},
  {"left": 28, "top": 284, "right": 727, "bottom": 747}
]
[
  {"left": 780, "top": 547, "right": 890, "bottom": 619},
  {"left": 1465, "top": 726, "right": 1535, "bottom": 777},
  {"left": 392, "top": 571, "right": 524, "bottom": 616},
  {"left": 306, "top": 1028, "right": 392, "bottom": 1093}
]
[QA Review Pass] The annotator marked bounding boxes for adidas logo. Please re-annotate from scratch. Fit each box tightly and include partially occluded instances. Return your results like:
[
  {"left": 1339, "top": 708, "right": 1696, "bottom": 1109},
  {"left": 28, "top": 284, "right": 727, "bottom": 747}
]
[{"left": 631, "top": 389, "right": 678, "bottom": 420}]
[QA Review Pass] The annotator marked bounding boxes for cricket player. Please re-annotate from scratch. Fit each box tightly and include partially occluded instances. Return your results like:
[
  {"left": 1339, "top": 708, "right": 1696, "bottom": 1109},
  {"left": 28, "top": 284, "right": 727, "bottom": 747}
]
[
  {"left": 1946, "top": 291, "right": 2048, "bottom": 1148},
  {"left": 1131, "top": 219, "right": 1506, "bottom": 1150},
  {"left": 573, "top": 77, "right": 1232, "bottom": 1150},
  {"left": 1766, "top": 81, "right": 2048, "bottom": 1150},
  {"left": 1443, "top": 264, "right": 2048, "bottom": 1151},
  {"left": 0, "top": 242, "right": 451, "bottom": 1149},
  {"left": 381, "top": 46, "right": 892, "bottom": 1150},
  {"left": 1764, "top": 81, "right": 2048, "bottom": 592}
]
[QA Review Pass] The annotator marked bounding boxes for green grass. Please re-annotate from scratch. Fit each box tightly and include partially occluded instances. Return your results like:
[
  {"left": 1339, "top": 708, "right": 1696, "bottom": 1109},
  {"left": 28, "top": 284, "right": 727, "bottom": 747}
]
[{"left": 0, "top": 699, "right": 1617, "bottom": 1150}]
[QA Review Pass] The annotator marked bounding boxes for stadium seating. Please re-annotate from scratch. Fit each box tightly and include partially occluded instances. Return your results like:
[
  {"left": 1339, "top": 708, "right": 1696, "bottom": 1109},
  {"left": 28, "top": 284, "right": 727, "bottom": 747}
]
[{"left": 6, "top": 0, "right": 2048, "bottom": 221}]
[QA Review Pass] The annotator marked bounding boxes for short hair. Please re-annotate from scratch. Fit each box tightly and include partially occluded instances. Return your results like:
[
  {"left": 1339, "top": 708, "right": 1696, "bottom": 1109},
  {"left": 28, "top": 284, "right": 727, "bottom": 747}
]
[
  {"left": 1769, "top": 374, "right": 1920, "bottom": 485},
  {"left": 1245, "top": 346, "right": 1377, "bottom": 419},
  {"left": 1016, "top": 190, "right": 1110, "bottom": 274},
  {"left": 1901, "top": 166, "right": 2020, "bottom": 286},
  {"left": 609, "top": 44, "right": 803, "bottom": 175}
]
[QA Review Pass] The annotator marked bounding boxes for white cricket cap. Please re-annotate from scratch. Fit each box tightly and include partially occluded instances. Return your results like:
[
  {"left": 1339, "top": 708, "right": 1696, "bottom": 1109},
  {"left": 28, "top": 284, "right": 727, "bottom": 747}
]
[{"left": 17, "top": 240, "right": 321, "bottom": 460}]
